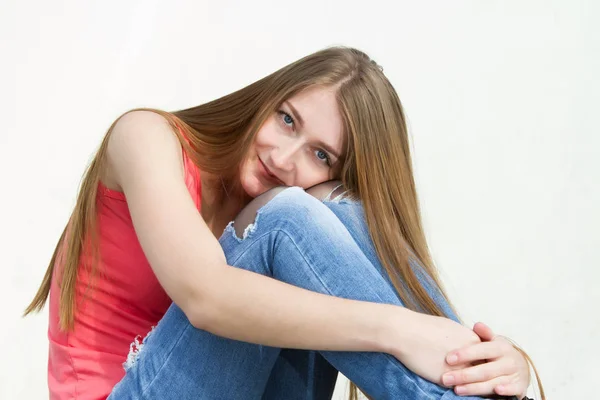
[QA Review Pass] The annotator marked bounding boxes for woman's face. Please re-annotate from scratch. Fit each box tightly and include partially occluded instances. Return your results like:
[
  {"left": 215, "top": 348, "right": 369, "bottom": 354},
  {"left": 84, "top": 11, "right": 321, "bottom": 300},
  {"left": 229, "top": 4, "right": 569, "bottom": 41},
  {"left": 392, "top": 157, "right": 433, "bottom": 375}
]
[{"left": 240, "top": 86, "right": 345, "bottom": 198}]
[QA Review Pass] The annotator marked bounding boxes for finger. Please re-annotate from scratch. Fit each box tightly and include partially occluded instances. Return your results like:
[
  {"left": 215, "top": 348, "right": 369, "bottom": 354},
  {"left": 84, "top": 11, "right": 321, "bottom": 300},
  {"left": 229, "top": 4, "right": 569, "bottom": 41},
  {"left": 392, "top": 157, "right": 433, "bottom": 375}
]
[
  {"left": 473, "top": 322, "right": 496, "bottom": 341},
  {"left": 446, "top": 340, "right": 511, "bottom": 365},
  {"left": 495, "top": 382, "right": 524, "bottom": 397},
  {"left": 453, "top": 375, "right": 512, "bottom": 397},
  {"left": 442, "top": 358, "right": 513, "bottom": 386}
]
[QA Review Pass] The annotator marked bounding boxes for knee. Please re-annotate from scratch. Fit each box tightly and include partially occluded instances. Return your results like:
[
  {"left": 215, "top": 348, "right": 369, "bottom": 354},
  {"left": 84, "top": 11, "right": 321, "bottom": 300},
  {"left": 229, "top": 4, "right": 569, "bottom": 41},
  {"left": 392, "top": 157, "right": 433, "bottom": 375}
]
[
  {"left": 232, "top": 184, "right": 343, "bottom": 239},
  {"left": 232, "top": 186, "right": 305, "bottom": 238},
  {"left": 305, "top": 180, "right": 346, "bottom": 201}
]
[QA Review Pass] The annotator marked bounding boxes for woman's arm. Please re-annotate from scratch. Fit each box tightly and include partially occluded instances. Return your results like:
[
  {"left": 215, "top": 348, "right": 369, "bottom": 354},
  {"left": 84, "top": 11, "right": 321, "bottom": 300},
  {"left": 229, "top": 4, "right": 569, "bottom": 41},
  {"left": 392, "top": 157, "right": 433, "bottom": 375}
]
[
  {"left": 105, "top": 111, "right": 480, "bottom": 376},
  {"left": 107, "top": 111, "right": 394, "bottom": 350}
]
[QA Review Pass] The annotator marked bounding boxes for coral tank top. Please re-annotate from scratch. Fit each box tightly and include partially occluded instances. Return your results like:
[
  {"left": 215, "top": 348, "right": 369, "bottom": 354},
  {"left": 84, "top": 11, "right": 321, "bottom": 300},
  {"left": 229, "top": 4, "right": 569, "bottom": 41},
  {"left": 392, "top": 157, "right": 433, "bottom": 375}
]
[{"left": 47, "top": 129, "right": 201, "bottom": 399}]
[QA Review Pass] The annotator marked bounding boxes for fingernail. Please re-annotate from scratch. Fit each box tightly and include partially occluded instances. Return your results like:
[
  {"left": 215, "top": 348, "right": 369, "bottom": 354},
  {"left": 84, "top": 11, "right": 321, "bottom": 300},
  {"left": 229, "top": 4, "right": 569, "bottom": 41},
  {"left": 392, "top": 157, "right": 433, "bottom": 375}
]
[
  {"left": 443, "top": 374, "right": 455, "bottom": 385},
  {"left": 447, "top": 354, "right": 458, "bottom": 364},
  {"left": 455, "top": 386, "right": 466, "bottom": 395}
]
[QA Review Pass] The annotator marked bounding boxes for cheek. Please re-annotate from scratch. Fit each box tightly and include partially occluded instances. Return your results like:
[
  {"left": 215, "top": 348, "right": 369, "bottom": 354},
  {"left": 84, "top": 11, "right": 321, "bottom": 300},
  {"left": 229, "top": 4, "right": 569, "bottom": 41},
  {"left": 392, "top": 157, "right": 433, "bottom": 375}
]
[
  {"left": 254, "top": 119, "right": 280, "bottom": 148},
  {"left": 295, "top": 164, "right": 332, "bottom": 189},
  {"left": 238, "top": 158, "right": 264, "bottom": 198}
]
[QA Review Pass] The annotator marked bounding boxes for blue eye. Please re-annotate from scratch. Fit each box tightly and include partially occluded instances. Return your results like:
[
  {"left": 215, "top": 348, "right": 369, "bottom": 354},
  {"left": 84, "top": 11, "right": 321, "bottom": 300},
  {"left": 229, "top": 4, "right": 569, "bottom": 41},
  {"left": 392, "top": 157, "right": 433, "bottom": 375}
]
[
  {"left": 279, "top": 111, "right": 294, "bottom": 127},
  {"left": 315, "top": 149, "right": 331, "bottom": 166}
]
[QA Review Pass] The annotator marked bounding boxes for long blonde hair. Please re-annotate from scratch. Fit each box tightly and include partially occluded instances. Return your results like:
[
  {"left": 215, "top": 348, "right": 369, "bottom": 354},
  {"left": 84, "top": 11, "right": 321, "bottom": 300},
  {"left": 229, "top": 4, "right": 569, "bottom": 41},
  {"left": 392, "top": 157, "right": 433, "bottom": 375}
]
[{"left": 24, "top": 46, "right": 544, "bottom": 399}]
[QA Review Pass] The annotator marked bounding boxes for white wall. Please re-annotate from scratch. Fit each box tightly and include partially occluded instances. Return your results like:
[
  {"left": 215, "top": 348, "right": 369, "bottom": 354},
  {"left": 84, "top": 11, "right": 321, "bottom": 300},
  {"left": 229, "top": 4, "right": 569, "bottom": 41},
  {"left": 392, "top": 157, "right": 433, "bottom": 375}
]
[{"left": 1, "top": 1, "right": 597, "bottom": 398}]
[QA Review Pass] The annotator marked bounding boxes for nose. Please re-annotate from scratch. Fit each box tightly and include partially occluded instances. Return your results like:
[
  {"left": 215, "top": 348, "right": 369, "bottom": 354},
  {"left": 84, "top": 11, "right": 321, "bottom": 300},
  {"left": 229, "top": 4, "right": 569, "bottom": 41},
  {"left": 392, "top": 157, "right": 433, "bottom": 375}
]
[{"left": 271, "top": 141, "right": 303, "bottom": 172}]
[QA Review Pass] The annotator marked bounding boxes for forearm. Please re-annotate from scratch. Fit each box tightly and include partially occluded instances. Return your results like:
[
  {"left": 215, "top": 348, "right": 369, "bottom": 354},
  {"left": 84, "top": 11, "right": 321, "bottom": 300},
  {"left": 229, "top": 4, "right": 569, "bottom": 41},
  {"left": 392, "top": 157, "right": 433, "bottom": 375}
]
[{"left": 188, "top": 263, "right": 410, "bottom": 353}]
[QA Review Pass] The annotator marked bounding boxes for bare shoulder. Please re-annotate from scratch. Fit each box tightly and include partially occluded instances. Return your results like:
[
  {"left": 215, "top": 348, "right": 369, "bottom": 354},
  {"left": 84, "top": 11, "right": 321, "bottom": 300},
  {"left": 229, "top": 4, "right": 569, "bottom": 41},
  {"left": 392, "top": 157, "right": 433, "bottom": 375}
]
[
  {"left": 104, "top": 110, "right": 184, "bottom": 190},
  {"left": 110, "top": 110, "right": 176, "bottom": 145}
]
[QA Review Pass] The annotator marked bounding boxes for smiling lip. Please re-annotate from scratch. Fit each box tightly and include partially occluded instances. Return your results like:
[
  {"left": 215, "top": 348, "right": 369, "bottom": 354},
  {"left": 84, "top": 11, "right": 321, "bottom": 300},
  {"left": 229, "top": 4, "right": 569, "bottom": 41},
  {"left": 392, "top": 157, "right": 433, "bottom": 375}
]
[{"left": 258, "top": 157, "right": 285, "bottom": 185}]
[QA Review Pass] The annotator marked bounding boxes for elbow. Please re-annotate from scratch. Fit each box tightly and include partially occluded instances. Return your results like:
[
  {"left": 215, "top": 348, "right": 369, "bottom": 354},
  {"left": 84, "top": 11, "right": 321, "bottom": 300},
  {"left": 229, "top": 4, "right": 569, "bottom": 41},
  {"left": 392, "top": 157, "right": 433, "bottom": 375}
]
[
  {"left": 179, "top": 290, "right": 216, "bottom": 330},
  {"left": 177, "top": 267, "right": 224, "bottom": 331},
  {"left": 187, "top": 307, "right": 213, "bottom": 331}
]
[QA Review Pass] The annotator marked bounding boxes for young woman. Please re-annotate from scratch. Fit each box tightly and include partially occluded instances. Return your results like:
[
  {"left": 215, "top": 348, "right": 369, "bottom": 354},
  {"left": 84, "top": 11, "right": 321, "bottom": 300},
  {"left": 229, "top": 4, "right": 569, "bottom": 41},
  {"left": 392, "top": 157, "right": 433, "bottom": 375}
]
[{"left": 25, "top": 47, "right": 542, "bottom": 399}]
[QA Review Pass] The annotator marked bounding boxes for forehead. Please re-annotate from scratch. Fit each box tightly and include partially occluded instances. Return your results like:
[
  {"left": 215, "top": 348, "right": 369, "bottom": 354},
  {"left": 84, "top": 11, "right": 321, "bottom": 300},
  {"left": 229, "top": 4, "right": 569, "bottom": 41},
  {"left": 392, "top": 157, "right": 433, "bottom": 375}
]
[{"left": 286, "top": 86, "right": 345, "bottom": 151}]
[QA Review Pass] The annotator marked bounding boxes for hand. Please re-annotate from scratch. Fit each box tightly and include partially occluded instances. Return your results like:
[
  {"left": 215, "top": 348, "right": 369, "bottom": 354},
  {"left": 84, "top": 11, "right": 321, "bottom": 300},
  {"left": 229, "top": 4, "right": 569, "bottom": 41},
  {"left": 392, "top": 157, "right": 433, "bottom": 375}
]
[
  {"left": 442, "top": 322, "right": 530, "bottom": 397},
  {"left": 390, "top": 312, "right": 481, "bottom": 385}
]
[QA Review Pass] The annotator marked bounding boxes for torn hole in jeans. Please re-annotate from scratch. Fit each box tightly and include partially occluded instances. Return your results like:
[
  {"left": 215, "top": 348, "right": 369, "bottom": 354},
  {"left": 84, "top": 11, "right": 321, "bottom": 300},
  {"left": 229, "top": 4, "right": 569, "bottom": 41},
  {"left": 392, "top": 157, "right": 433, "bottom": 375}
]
[
  {"left": 123, "top": 326, "right": 155, "bottom": 371},
  {"left": 224, "top": 211, "right": 263, "bottom": 242}
]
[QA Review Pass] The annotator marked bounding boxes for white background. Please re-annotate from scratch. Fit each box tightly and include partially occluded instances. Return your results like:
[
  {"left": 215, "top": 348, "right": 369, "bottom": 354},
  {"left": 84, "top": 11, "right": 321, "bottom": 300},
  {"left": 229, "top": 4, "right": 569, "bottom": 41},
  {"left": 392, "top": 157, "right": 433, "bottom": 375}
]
[{"left": 1, "top": 0, "right": 598, "bottom": 399}]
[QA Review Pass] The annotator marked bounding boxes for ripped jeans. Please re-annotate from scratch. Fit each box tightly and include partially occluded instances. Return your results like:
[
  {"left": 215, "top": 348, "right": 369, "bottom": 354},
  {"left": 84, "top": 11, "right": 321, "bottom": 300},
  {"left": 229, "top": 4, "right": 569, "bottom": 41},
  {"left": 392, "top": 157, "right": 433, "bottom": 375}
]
[{"left": 108, "top": 185, "right": 483, "bottom": 400}]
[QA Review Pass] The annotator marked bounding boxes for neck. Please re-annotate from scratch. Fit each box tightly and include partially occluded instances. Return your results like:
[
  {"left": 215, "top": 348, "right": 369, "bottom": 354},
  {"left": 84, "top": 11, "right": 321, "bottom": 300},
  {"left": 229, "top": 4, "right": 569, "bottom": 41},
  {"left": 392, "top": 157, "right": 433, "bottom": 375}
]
[{"left": 200, "top": 174, "right": 250, "bottom": 236}]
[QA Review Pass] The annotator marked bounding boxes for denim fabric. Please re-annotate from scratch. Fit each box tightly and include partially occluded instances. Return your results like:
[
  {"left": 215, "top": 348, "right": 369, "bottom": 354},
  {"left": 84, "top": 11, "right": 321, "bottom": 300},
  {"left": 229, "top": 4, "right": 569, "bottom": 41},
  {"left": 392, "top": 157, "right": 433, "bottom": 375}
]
[{"left": 108, "top": 187, "right": 483, "bottom": 400}]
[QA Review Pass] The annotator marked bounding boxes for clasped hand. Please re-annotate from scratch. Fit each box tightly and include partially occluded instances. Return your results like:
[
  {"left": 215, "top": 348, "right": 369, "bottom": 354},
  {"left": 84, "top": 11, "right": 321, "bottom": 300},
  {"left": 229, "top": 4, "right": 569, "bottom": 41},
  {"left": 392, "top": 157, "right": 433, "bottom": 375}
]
[{"left": 395, "top": 315, "right": 530, "bottom": 398}]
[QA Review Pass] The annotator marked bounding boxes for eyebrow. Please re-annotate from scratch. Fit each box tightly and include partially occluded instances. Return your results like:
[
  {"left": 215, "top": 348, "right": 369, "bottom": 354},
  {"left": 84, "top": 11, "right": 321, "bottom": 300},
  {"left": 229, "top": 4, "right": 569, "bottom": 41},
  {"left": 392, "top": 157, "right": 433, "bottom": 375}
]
[{"left": 284, "top": 100, "right": 342, "bottom": 160}]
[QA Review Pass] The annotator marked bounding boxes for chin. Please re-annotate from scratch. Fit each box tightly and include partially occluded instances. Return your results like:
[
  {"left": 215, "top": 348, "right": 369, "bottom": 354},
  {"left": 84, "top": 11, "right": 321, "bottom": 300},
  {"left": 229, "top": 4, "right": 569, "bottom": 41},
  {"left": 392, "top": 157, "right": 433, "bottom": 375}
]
[
  {"left": 239, "top": 156, "right": 279, "bottom": 198},
  {"left": 240, "top": 175, "right": 270, "bottom": 199}
]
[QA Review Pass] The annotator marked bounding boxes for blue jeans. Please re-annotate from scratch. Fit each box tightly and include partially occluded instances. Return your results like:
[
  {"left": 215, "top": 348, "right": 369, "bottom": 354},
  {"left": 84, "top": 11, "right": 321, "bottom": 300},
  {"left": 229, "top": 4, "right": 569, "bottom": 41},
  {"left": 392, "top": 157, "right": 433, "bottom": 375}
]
[{"left": 108, "top": 187, "right": 483, "bottom": 400}]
